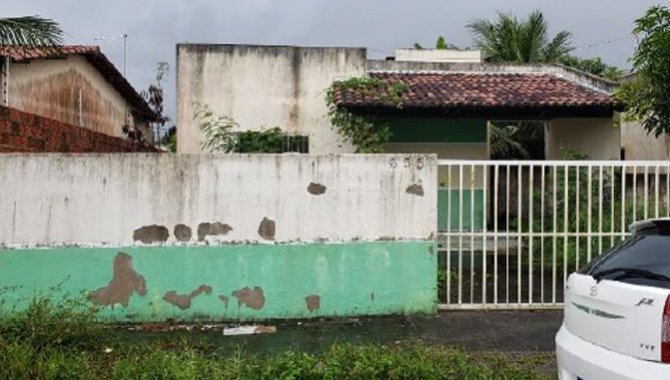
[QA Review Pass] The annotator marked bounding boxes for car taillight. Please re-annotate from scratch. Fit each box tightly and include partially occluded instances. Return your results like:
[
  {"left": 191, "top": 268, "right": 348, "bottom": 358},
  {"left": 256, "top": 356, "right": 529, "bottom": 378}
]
[{"left": 663, "top": 295, "right": 670, "bottom": 363}]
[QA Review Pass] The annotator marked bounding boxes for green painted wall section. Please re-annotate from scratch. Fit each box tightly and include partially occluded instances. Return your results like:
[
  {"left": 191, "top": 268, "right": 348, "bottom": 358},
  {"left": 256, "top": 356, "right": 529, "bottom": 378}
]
[
  {"left": 438, "top": 189, "right": 485, "bottom": 232},
  {"left": 387, "top": 118, "right": 488, "bottom": 143},
  {"left": 0, "top": 242, "right": 436, "bottom": 322}
]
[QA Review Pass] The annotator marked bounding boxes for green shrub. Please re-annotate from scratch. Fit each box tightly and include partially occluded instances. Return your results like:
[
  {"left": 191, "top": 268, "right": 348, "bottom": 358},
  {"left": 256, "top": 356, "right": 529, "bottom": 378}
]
[
  {"left": 0, "top": 292, "right": 101, "bottom": 351},
  {"left": 0, "top": 341, "right": 95, "bottom": 380}
]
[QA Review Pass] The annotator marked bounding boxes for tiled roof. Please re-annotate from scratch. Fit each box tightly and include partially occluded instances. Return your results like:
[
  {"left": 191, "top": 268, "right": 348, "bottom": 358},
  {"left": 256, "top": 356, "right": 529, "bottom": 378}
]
[
  {"left": 333, "top": 72, "right": 618, "bottom": 118},
  {"left": 0, "top": 46, "right": 154, "bottom": 119}
]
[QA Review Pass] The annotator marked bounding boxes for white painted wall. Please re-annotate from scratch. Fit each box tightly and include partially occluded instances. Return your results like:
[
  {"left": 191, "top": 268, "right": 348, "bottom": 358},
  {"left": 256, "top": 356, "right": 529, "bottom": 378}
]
[
  {"left": 176, "top": 45, "right": 367, "bottom": 154},
  {"left": 621, "top": 119, "right": 670, "bottom": 160},
  {"left": 394, "top": 49, "right": 482, "bottom": 63},
  {"left": 0, "top": 154, "right": 436, "bottom": 246},
  {"left": 6, "top": 56, "right": 143, "bottom": 138},
  {"left": 545, "top": 118, "right": 619, "bottom": 160}
]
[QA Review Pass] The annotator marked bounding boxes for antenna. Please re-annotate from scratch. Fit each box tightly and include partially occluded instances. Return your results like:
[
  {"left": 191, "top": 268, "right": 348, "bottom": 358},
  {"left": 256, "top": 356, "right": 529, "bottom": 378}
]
[{"left": 94, "top": 34, "right": 128, "bottom": 76}]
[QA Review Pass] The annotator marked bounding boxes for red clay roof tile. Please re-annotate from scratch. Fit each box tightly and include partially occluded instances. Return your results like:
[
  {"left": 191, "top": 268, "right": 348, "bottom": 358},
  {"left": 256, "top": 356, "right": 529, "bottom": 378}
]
[{"left": 333, "top": 72, "right": 617, "bottom": 117}]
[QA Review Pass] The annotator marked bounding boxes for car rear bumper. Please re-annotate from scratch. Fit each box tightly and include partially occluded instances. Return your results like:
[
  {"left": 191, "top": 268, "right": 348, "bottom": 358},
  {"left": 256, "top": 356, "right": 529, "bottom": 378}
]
[{"left": 556, "top": 325, "right": 670, "bottom": 380}]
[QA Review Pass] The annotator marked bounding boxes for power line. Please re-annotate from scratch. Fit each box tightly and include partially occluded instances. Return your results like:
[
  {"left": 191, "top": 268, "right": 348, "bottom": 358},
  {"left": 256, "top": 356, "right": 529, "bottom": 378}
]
[{"left": 574, "top": 35, "right": 636, "bottom": 51}]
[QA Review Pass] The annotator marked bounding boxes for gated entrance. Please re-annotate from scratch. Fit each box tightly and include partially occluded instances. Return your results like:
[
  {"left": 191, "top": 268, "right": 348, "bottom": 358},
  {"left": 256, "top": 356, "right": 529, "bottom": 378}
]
[{"left": 438, "top": 160, "right": 670, "bottom": 310}]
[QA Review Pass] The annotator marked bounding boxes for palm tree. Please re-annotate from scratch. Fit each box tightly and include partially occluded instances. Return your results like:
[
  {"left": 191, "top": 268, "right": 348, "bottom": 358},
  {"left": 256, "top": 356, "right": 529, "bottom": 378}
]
[
  {"left": 468, "top": 10, "right": 573, "bottom": 159},
  {"left": 468, "top": 10, "right": 573, "bottom": 63},
  {"left": 0, "top": 16, "right": 63, "bottom": 46}
]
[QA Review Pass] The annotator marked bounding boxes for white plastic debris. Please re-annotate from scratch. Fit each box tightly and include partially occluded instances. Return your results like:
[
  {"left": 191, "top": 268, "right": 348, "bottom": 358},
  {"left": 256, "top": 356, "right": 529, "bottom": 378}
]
[{"left": 223, "top": 325, "right": 277, "bottom": 336}]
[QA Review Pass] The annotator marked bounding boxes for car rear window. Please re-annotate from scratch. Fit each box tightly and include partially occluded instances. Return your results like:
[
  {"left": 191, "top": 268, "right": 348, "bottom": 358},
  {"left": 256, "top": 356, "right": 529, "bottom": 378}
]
[{"left": 580, "top": 234, "right": 670, "bottom": 287}]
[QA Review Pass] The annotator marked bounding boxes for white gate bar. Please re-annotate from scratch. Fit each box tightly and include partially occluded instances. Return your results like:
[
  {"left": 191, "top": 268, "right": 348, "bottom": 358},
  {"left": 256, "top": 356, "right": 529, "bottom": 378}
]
[
  {"left": 506, "top": 165, "right": 510, "bottom": 304},
  {"left": 470, "top": 164, "right": 475, "bottom": 303},
  {"left": 564, "top": 165, "right": 569, "bottom": 289},
  {"left": 458, "top": 165, "right": 464, "bottom": 305},
  {"left": 482, "top": 165, "right": 488, "bottom": 305},
  {"left": 552, "top": 165, "right": 557, "bottom": 305},
  {"left": 598, "top": 166, "right": 604, "bottom": 255},
  {"left": 528, "top": 165, "right": 534, "bottom": 304},
  {"left": 494, "top": 165, "right": 499, "bottom": 305},
  {"left": 541, "top": 166, "right": 546, "bottom": 305},
  {"left": 446, "top": 165, "right": 452, "bottom": 305}
]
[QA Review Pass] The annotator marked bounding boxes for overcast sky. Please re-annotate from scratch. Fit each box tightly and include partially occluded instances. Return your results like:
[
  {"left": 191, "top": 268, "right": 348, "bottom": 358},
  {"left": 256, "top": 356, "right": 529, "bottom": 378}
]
[{"left": 3, "top": 0, "right": 668, "bottom": 123}]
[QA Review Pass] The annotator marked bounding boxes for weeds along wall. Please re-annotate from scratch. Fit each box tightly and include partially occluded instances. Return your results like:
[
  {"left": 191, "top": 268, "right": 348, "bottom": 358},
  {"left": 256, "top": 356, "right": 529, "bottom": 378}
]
[{"left": 0, "top": 154, "right": 437, "bottom": 321}]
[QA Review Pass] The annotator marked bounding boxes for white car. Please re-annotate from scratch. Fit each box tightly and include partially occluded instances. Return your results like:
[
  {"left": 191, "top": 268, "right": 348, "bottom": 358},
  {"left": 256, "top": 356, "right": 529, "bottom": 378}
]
[{"left": 556, "top": 219, "right": 670, "bottom": 380}]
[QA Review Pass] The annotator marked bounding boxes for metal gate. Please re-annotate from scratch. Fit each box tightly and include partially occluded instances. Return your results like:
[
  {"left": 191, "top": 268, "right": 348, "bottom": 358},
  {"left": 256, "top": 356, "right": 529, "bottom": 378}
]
[{"left": 438, "top": 160, "right": 670, "bottom": 310}]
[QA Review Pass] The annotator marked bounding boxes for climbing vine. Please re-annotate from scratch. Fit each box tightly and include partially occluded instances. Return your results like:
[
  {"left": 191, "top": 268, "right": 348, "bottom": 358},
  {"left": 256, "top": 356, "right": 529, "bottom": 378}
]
[{"left": 326, "top": 77, "right": 408, "bottom": 153}]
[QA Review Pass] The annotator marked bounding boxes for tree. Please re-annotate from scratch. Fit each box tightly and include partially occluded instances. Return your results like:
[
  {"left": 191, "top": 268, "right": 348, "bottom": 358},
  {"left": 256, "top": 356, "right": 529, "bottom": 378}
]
[
  {"left": 617, "top": 5, "right": 670, "bottom": 137},
  {"left": 194, "top": 103, "right": 237, "bottom": 153},
  {"left": 413, "top": 35, "right": 460, "bottom": 50},
  {"left": 468, "top": 10, "right": 573, "bottom": 63},
  {"left": 0, "top": 16, "right": 63, "bottom": 46},
  {"left": 489, "top": 124, "right": 529, "bottom": 159},
  {"left": 468, "top": 10, "right": 574, "bottom": 159},
  {"left": 559, "top": 56, "right": 624, "bottom": 80},
  {"left": 123, "top": 62, "right": 170, "bottom": 146}
]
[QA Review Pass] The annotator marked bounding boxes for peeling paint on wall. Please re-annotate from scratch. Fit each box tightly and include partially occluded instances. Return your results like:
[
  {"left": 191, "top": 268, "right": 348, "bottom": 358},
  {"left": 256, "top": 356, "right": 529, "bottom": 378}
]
[
  {"left": 232, "top": 286, "right": 266, "bottom": 310},
  {"left": 219, "top": 295, "right": 230, "bottom": 309},
  {"left": 133, "top": 225, "right": 169, "bottom": 244},
  {"left": 174, "top": 224, "right": 192, "bottom": 242},
  {"left": 307, "top": 182, "right": 327, "bottom": 195},
  {"left": 88, "top": 252, "right": 147, "bottom": 308},
  {"left": 258, "top": 218, "right": 276, "bottom": 241},
  {"left": 163, "top": 285, "right": 213, "bottom": 310},
  {"left": 305, "top": 294, "right": 321, "bottom": 312},
  {"left": 406, "top": 184, "right": 425, "bottom": 197},
  {"left": 197, "top": 222, "right": 233, "bottom": 241},
  {"left": 0, "top": 242, "right": 436, "bottom": 321}
]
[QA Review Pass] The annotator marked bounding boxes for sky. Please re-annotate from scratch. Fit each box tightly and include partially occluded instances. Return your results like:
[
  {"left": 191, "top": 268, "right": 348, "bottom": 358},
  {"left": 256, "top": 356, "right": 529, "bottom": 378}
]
[{"left": 3, "top": 0, "right": 668, "bottom": 123}]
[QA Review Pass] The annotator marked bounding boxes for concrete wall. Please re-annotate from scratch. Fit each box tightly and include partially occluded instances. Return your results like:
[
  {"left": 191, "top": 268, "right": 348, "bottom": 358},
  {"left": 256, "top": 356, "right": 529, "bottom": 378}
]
[
  {"left": 0, "top": 154, "right": 437, "bottom": 321},
  {"left": 621, "top": 119, "right": 670, "bottom": 160},
  {"left": 394, "top": 49, "right": 482, "bottom": 63},
  {"left": 545, "top": 118, "right": 619, "bottom": 160},
  {"left": 4, "top": 56, "right": 143, "bottom": 139},
  {"left": 176, "top": 45, "right": 367, "bottom": 154}
]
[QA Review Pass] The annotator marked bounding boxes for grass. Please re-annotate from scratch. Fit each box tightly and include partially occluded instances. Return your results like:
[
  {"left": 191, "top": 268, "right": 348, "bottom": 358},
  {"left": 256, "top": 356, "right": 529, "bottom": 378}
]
[{"left": 0, "top": 294, "right": 554, "bottom": 380}]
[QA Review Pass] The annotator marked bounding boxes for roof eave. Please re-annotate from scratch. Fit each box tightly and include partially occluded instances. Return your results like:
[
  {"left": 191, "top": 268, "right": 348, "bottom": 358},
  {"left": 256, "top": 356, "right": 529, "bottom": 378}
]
[{"left": 338, "top": 104, "right": 618, "bottom": 120}]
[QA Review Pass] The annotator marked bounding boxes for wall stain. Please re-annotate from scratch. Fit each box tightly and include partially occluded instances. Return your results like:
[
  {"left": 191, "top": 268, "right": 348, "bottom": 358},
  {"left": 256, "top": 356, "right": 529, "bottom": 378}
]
[
  {"left": 89, "top": 252, "right": 147, "bottom": 308},
  {"left": 305, "top": 295, "right": 321, "bottom": 312},
  {"left": 258, "top": 217, "right": 276, "bottom": 240},
  {"left": 307, "top": 182, "right": 327, "bottom": 195},
  {"left": 370, "top": 292, "right": 375, "bottom": 301},
  {"left": 219, "top": 295, "right": 230, "bottom": 309},
  {"left": 406, "top": 184, "right": 425, "bottom": 197},
  {"left": 174, "top": 224, "right": 193, "bottom": 242},
  {"left": 14, "top": 68, "right": 127, "bottom": 136},
  {"left": 232, "top": 287, "right": 265, "bottom": 310},
  {"left": 197, "top": 222, "right": 233, "bottom": 241},
  {"left": 133, "top": 225, "right": 169, "bottom": 244},
  {"left": 163, "top": 285, "right": 212, "bottom": 310}
]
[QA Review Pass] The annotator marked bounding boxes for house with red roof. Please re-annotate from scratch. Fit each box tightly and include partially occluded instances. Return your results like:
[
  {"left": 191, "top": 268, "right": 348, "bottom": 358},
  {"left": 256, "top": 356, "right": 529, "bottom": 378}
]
[
  {"left": 176, "top": 44, "right": 621, "bottom": 162},
  {"left": 0, "top": 45, "right": 155, "bottom": 151}
]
